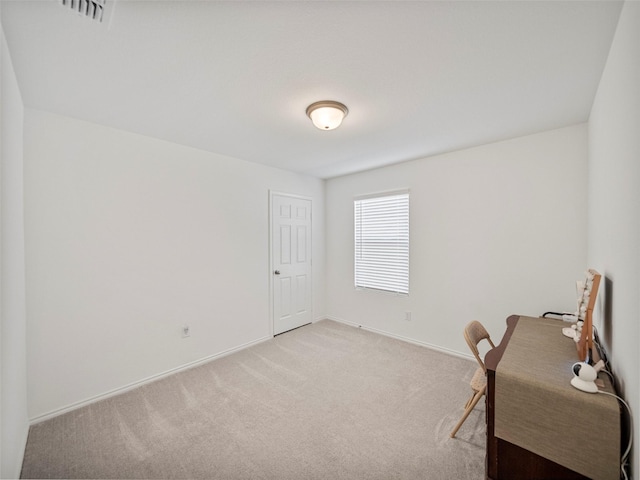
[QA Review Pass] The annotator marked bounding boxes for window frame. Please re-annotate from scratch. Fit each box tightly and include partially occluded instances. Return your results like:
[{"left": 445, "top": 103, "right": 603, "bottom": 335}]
[{"left": 354, "top": 189, "right": 410, "bottom": 295}]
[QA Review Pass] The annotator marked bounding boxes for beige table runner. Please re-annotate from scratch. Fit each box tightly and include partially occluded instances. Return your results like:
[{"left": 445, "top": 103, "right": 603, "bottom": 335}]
[{"left": 495, "top": 316, "right": 620, "bottom": 480}]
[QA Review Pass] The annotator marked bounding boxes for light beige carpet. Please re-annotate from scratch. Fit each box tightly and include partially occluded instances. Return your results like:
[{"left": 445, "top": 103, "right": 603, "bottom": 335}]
[{"left": 21, "top": 320, "right": 485, "bottom": 479}]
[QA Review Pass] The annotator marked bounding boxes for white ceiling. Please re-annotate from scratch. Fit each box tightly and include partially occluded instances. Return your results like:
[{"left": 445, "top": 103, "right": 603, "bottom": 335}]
[{"left": 1, "top": 0, "right": 623, "bottom": 178}]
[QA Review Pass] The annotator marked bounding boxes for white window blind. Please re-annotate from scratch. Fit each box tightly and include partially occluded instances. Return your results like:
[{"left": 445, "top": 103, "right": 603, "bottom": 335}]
[{"left": 354, "top": 191, "right": 409, "bottom": 294}]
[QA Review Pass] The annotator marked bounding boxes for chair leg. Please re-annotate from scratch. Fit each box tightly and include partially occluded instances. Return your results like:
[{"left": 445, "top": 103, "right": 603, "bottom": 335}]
[
  {"left": 464, "top": 391, "right": 475, "bottom": 409},
  {"left": 450, "top": 386, "right": 486, "bottom": 438}
]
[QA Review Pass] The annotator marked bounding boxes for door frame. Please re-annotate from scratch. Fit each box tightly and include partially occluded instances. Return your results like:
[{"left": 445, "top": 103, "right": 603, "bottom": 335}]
[{"left": 268, "top": 190, "right": 313, "bottom": 337}]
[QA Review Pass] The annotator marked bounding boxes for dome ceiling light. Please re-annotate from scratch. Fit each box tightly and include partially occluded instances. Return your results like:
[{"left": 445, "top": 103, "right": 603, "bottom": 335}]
[{"left": 306, "top": 100, "right": 349, "bottom": 131}]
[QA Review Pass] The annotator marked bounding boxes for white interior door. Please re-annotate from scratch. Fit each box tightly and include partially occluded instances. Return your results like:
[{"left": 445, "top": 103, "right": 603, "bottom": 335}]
[{"left": 271, "top": 194, "right": 312, "bottom": 335}]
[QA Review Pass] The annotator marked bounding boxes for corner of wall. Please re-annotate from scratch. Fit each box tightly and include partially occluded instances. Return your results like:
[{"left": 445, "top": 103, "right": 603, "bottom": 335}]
[{"left": 1, "top": 19, "right": 30, "bottom": 480}]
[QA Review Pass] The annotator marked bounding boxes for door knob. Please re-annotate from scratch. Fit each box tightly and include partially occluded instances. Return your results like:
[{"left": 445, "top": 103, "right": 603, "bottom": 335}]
[{"left": 274, "top": 270, "right": 280, "bottom": 275}]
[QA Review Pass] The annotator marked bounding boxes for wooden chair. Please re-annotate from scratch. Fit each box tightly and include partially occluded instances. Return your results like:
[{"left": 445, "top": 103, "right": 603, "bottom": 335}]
[{"left": 450, "top": 320, "right": 495, "bottom": 438}]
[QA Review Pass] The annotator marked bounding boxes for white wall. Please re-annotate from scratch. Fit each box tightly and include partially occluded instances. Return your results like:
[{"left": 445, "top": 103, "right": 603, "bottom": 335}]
[
  {"left": 1, "top": 24, "right": 29, "bottom": 480},
  {"left": 23, "top": 109, "right": 325, "bottom": 420},
  {"left": 326, "top": 125, "right": 588, "bottom": 355},
  {"left": 587, "top": 1, "right": 640, "bottom": 476}
]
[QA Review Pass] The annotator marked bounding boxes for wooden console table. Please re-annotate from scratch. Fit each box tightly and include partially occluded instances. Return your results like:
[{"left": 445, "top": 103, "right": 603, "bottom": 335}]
[{"left": 485, "top": 315, "right": 620, "bottom": 480}]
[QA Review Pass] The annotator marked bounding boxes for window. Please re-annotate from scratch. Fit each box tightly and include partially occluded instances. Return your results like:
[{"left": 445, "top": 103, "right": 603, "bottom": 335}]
[{"left": 354, "top": 191, "right": 409, "bottom": 294}]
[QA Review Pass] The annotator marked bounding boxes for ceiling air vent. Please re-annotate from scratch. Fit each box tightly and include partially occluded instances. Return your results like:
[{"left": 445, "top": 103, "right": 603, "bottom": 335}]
[{"left": 60, "top": 0, "right": 111, "bottom": 23}]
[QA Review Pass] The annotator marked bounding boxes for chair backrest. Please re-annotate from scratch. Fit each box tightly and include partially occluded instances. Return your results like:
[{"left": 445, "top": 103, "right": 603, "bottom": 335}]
[{"left": 464, "top": 320, "right": 496, "bottom": 373}]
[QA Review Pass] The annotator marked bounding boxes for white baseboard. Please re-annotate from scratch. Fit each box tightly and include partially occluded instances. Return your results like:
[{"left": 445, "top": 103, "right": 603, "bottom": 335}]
[
  {"left": 31, "top": 319, "right": 473, "bottom": 424},
  {"left": 325, "top": 315, "right": 474, "bottom": 362},
  {"left": 30, "top": 335, "right": 272, "bottom": 425},
  {"left": 5, "top": 421, "right": 29, "bottom": 480}
]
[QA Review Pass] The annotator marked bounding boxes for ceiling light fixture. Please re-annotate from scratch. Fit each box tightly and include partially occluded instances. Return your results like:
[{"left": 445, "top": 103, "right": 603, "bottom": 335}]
[{"left": 306, "top": 100, "right": 349, "bottom": 131}]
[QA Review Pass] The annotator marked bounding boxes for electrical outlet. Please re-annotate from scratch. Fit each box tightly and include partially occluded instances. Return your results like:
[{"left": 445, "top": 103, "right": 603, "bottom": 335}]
[
  {"left": 405, "top": 312, "right": 412, "bottom": 321},
  {"left": 182, "top": 325, "right": 190, "bottom": 338}
]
